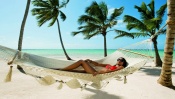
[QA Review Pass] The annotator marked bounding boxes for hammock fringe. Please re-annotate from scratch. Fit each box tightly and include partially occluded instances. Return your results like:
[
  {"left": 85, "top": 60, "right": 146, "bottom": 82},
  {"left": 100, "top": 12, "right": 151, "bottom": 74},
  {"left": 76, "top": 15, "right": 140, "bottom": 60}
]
[
  {"left": 36, "top": 75, "right": 56, "bottom": 85},
  {"left": 57, "top": 81, "right": 63, "bottom": 90},
  {"left": 124, "top": 76, "right": 127, "bottom": 84},
  {"left": 4, "top": 66, "right": 13, "bottom": 82}
]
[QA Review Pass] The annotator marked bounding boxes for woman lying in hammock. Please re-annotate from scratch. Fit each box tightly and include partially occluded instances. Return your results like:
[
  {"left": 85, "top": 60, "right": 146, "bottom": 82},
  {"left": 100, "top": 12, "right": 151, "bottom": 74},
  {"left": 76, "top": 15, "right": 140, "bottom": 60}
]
[{"left": 61, "top": 57, "right": 128, "bottom": 76}]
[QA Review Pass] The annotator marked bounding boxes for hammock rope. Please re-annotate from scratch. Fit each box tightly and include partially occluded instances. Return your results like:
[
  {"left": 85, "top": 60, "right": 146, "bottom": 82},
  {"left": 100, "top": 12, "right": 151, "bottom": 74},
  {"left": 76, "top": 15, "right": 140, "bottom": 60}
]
[{"left": 0, "top": 39, "right": 154, "bottom": 89}]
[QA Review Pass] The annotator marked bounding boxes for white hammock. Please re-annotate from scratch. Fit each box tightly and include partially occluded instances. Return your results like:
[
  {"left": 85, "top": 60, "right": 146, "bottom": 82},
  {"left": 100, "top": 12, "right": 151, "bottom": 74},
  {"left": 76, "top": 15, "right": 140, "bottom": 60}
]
[{"left": 0, "top": 39, "right": 154, "bottom": 89}]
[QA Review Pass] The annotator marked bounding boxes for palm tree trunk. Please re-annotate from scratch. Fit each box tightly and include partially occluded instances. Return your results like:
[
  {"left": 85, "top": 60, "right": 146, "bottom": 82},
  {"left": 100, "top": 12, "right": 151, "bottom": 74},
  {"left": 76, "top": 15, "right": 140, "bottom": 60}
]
[
  {"left": 157, "top": 0, "right": 175, "bottom": 87},
  {"left": 18, "top": 0, "right": 31, "bottom": 51},
  {"left": 56, "top": 19, "right": 72, "bottom": 60},
  {"left": 103, "top": 35, "right": 107, "bottom": 57},
  {"left": 17, "top": 0, "right": 30, "bottom": 69},
  {"left": 152, "top": 36, "right": 162, "bottom": 67}
]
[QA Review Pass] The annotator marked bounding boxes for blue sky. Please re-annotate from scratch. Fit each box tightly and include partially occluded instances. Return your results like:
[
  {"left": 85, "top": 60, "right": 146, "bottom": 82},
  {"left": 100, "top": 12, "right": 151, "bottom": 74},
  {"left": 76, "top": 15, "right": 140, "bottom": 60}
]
[{"left": 0, "top": 0, "right": 167, "bottom": 49}]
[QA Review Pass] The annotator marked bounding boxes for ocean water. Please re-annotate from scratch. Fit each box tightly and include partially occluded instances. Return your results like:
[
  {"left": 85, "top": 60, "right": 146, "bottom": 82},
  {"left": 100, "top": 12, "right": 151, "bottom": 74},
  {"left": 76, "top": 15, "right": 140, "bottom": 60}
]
[
  {"left": 22, "top": 49, "right": 175, "bottom": 60},
  {"left": 22, "top": 49, "right": 115, "bottom": 59}
]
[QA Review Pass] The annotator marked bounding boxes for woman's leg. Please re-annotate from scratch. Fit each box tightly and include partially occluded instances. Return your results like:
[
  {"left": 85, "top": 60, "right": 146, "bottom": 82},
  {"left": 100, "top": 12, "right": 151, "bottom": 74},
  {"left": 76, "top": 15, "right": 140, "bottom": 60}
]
[{"left": 62, "top": 60, "right": 97, "bottom": 74}]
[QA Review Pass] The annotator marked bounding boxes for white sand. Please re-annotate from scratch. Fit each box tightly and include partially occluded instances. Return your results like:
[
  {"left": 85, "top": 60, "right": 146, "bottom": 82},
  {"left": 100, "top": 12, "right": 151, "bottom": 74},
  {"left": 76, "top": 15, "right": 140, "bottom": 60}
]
[{"left": 0, "top": 59, "right": 175, "bottom": 99}]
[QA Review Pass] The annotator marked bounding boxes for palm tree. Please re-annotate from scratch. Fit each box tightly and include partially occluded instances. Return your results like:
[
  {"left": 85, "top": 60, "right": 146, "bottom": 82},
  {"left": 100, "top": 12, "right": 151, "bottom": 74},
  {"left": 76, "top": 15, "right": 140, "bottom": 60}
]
[
  {"left": 31, "top": 0, "right": 72, "bottom": 60},
  {"left": 157, "top": 0, "right": 175, "bottom": 88},
  {"left": 17, "top": 0, "right": 31, "bottom": 70},
  {"left": 72, "top": 1, "right": 130, "bottom": 57},
  {"left": 18, "top": 0, "right": 31, "bottom": 52},
  {"left": 123, "top": 0, "right": 167, "bottom": 67}
]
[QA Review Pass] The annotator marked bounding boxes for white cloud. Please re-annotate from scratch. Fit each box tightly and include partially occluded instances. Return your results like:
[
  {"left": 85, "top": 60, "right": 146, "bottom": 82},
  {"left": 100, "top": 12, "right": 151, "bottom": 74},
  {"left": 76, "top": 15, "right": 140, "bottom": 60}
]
[
  {"left": 108, "top": 8, "right": 126, "bottom": 29},
  {"left": 108, "top": 8, "right": 115, "bottom": 15},
  {"left": 115, "top": 19, "right": 126, "bottom": 28}
]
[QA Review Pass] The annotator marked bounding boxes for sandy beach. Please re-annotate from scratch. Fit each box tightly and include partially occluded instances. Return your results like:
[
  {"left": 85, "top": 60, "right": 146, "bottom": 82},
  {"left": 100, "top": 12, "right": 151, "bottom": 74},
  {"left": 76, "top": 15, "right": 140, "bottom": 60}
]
[{"left": 0, "top": 59, "right": 175, "bottom": 99}]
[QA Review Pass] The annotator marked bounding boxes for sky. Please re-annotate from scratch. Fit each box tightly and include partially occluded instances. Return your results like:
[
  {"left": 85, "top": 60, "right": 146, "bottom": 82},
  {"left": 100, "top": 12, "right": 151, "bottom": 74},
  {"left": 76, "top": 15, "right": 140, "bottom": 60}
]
[{"left": 0, "top": 0, "right": 167, "bottom": 49}]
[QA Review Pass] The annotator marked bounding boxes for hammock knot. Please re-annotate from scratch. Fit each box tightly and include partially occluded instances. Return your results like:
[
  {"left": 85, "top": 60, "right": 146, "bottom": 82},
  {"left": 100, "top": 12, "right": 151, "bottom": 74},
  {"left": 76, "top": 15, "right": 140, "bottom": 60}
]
[{"left": 81, "top": 84, "right": 87, "bottom": 91}]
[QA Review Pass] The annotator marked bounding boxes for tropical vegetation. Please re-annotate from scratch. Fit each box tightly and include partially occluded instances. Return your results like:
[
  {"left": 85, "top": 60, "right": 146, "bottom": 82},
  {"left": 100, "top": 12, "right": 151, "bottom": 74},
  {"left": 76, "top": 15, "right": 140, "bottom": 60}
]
[
  {"left": 31, "top": 0, "right": 72, "bottom": 60},
  {"left": 72, "top": 1, "right": 133, "bottom": 57},
  {"left": 122, "top": 0, "right": 167, "bottom": 66}
]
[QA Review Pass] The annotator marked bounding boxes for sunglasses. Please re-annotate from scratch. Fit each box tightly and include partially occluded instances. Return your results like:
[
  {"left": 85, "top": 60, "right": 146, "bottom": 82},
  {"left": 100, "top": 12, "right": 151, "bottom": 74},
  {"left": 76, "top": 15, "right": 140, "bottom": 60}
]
[{"left": 117, "top": 58, "right": 124, "bottom": 62}]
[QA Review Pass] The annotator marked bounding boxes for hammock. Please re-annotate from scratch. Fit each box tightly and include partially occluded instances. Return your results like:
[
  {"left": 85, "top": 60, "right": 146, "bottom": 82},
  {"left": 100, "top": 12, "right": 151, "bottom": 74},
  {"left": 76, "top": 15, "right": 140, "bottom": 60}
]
[{"left": 0, "top": 39, "right": 154, "bottom": 90}]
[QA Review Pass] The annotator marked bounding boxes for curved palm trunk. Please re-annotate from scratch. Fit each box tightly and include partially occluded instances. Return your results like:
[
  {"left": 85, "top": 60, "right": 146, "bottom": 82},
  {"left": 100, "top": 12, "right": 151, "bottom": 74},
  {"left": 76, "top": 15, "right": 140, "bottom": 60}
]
[
  {"left": 18, "top": 0, "right": 30, "bottom": 51},
  {"left": 103, "top": 35, "right": 107, "bottom": 57},
  {"left": 17, "top": 0, "right": 30, "bottom": 69},
  {"left": 157, "top": 0, "right": 175, "bottom": 87},
  {"left": 152, "top": 36, "right": 162, "bottom": 67},
  {"left": 56, "top": 19, "right": 72, "bottom": 60}
]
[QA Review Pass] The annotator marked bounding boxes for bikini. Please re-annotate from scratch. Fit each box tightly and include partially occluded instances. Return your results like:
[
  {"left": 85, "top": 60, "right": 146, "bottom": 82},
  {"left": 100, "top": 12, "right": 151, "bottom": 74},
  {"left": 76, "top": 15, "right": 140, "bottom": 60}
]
[{"left": 105, "top": 64, "right": 118, "bottom": 70}]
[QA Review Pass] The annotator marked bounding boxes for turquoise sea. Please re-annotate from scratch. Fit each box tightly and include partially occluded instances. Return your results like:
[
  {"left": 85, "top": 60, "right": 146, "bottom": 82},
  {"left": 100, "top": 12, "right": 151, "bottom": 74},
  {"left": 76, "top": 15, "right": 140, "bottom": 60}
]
[{"left": 22, "top": 49, "right": 175, "bottom": 60}]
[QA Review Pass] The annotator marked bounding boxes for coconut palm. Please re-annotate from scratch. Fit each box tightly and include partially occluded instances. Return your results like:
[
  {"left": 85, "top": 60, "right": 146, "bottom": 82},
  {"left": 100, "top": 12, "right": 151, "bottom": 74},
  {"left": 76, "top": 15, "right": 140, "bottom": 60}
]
[
  {"left": 72, "top": 1, "right": 133, "bottom": 57},
  {"left": 123, "top": 0, "right": 167, "bottom": 66},
  {"left": 157, "top": 0, "right": 174, "bottom": 88},
  {"left": 18, "top": 0, "right": 31, "bottom": 52},
  {"left": 31, "top": 0, "right": 72, "bottom": 60},
  {"left": 17, "top": 0, "right": 31, "bottom": 69}
]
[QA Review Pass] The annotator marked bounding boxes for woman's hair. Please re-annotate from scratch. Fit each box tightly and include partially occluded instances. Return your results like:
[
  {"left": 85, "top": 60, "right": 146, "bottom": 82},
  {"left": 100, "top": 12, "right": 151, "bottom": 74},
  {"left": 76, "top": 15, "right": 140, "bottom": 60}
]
[{"left": 117, "top": 57, "right": 128, "bottom": 68}]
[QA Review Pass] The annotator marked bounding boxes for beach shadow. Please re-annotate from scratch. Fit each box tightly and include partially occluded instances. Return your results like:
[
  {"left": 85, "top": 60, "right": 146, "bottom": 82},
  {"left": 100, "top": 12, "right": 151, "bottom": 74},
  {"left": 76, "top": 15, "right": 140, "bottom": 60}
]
[
  {"left": 139, "top": 67, "right": 161, "bottom": 76},
  {"left": 84, "top": 88, "right": 123, "bottom": 99},
  {"left": 140, "top": 66, "right": 175, "bottom": 76},
  {"left": 170, "top": 85, "right": 175, "bottom": 90}
]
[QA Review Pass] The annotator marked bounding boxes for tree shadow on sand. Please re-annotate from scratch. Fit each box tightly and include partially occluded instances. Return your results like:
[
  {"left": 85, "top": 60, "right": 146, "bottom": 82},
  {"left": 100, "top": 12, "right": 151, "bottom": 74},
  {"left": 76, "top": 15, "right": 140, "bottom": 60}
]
[
  {"left": 83, "top": 88, "right": 123, "bottom": 99},
  {"left": 139, "top": 66, "right": 175, "bottom": 76},
  {"left": 140, "top": 66, "right": 175, "bottom": 90}
]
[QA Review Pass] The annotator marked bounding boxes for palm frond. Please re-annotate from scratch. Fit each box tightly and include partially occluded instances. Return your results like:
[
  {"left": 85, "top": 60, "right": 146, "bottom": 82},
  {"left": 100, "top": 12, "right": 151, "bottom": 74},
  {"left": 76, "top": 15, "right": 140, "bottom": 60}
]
[
  {"left": 84, "top": 31, "right": 99, "bottom": 39},
  {"left": 32, "top": 0, "right": 50, "bottom": 7},
  {"left": 156, "top": 3, "right": 167, "bottom": 27},
  {"left": 106, "top": 21, "right": 117, "bottom": 28},
  {"left": 131, "top": 32, "right": 150, "bottom": 38},
  {"left": 31, "top": 8, "right": 49, "bottom": 15},
  {"left": 59, "top": 0, "right": 69, "bottom": 8},
  {"left": 109, "top": 7, "right": 124, "bottom": 21},
  {"left": 114, "top": 29, "right": 134, "bottom": 39},
  {"left": 71, "top": 31, "right": 82, "bottom": 36},
  {"left": 147, "top": 0, "right": 155, "bottom": 17},
  {"left": 78, "top": 15, "right": 99, "bottom": 25},
  {"left": 86, "top": 23, "right": 101, "bottom": 33},
  {"left": 124, "top": 15, "right": 147, "bottom": 31},
  {"left": 32, "top": 0, "right": 69, "bottom": 27},
  {"left": 72, "top": 23, "right": 100, "bottom": 39},
  {"left": 135, "top": 3, "right": 153, "bottom": 20},
  {"left": 59, "top": 11, "right": 66, "bottom": 21},
  {"left": 80, "top": 25, "right": 100, "bottom": 35},
  {"left": 115, "top": 31, "right": 149, "bottom": 39},
  {"left": 124, "top": 15, "right": 142, "bottom": 24},
  {"left": 48, "top": 12, "right": 58, "bottom": 27},
  {"left": 85, "top": 1, "right": 106, "bottom": 22},
  {"left": 156, "top": 3, "right": 167, "bottom": 17},
  {"left": 98, "top": 2, "right": 108, "bottom": 20},
  {"left": 36, "top": 9, "right": 56, "bottom": 27},
  {"left": 85, "top": 1, "right": 99, "bottom": 15}
]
